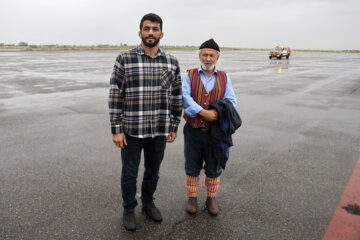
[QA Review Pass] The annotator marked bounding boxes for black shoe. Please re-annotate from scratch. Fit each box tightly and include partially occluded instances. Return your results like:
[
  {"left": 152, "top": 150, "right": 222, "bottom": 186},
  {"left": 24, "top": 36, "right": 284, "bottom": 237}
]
[
  {"left": 123, "top": 210, "right": 136, "bottom": 231},
  {"left": 143, "top": 203, "right": 163, "bottom": 222}
]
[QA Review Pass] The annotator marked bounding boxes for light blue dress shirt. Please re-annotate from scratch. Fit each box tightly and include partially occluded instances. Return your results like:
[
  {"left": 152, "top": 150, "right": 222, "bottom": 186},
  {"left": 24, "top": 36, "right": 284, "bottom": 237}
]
[{"left": 182, "top": 67, "right": 237, "bottom": 118}]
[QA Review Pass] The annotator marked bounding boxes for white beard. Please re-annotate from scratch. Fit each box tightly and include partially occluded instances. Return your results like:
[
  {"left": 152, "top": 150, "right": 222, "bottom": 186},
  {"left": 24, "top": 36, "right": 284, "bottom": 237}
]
[{"left": 201, "top": 62, "right": 215, "bottom": 72}]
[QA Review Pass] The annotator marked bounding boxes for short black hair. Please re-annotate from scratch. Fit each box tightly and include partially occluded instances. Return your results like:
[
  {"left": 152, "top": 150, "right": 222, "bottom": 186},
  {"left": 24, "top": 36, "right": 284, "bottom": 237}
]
[{"left": 140, "top": 13, "right": 163, "bottom": 31}]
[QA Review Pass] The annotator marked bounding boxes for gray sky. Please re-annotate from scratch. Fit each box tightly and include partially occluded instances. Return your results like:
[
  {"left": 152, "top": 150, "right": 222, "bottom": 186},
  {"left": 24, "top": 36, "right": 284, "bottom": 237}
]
[{"left": 1, "top": 0, "right": 360, "bottom": 50}]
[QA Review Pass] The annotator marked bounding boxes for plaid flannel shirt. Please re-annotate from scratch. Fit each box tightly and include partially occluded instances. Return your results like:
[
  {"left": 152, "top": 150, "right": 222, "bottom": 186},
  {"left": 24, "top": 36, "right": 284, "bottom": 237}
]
[{"left": 108, "top": 46, "right": 183, "bottom": 138}]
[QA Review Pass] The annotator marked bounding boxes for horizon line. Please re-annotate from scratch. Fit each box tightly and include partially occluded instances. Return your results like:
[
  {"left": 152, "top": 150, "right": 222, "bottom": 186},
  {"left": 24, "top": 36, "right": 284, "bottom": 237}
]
[{"left": 0, "top": 43, "right": 359, "bottom": 52}]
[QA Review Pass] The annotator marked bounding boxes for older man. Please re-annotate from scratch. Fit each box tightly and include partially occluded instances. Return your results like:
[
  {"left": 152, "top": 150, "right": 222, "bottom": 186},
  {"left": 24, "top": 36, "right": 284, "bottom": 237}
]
[{"left": 182, "top": 38, "right": 238, "bottom": 215}]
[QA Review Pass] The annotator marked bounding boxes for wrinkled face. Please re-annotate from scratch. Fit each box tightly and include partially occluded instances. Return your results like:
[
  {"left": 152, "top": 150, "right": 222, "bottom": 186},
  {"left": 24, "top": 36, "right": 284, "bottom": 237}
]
[
  {"left": 139, "top": 20, "right": 163, "bottom": 48},
  {"left": 199, "top": 48, "right": 219, "bottom": 71}
]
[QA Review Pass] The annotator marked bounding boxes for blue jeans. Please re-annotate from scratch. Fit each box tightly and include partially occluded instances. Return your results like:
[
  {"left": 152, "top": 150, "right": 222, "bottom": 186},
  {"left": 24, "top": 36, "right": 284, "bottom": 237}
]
[
  {"left": 183, "top": 123, "right": 222, "bottom": 178},
  {"left": 120, "top": 134, "right": 166, "bottom": 212}
]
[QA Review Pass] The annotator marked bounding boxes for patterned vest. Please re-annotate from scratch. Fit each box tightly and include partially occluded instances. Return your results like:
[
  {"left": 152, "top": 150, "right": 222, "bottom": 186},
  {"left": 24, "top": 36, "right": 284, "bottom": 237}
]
[{"left": 183, "top": 68, "right": 227, "bottom": 129}]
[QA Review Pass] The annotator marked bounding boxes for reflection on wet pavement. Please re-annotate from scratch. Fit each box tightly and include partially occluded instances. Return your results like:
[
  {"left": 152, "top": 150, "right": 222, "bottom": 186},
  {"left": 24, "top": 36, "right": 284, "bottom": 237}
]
[
  {"left": 1, "top": 50, "right": 360, "bottom": 111},
  {"left": 1, "top": 50, "right": 360, "bottom": 240},
  {"left": 269, "top": 60, "right": 289, "bottom": 73}
]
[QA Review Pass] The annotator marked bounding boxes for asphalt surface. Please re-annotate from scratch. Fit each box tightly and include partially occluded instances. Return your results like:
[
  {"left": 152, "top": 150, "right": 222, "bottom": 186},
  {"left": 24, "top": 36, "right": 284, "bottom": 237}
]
[{"left": 0, "top": 50, "right": 360, "bottom": 240}]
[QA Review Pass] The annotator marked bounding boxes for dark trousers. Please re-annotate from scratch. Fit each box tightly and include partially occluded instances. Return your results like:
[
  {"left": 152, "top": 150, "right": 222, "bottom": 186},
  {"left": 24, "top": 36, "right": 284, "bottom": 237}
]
[
  {"left": 183, "top": 123, "right": 222, "bottom": 178},
  {"left": 120, "top": 134, "right": 166, "bottom": 212}
]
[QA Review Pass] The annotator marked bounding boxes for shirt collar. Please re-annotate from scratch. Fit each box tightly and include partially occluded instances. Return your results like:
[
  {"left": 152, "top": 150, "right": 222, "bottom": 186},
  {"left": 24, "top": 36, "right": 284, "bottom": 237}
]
[
  {"left": 136, "top": 45, "right": 165, "bottom": 58},
  {"left": 198, "top": 66, "right": 218, "bottom": 75}
]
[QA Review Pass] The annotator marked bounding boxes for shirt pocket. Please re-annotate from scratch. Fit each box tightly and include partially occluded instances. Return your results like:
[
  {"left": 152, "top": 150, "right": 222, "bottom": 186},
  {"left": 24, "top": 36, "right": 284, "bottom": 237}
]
[{"left": 160, "top": 69, "right": 174, "bottom": 89}]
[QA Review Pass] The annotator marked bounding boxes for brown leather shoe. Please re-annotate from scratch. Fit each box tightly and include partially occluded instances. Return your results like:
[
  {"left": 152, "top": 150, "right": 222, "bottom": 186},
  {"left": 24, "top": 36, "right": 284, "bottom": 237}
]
[
  {"left": 206, "top": 197, "right": 219, "bottom": 215},
  {"left": 186, "top": 197, "right": 198, "bottom": 214}
]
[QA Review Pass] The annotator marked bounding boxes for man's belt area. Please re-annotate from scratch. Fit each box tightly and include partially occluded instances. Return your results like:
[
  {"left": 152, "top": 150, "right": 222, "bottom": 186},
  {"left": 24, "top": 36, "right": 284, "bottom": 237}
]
[{"left": 198, "top": 127, "right": 210, "bottom": 133}]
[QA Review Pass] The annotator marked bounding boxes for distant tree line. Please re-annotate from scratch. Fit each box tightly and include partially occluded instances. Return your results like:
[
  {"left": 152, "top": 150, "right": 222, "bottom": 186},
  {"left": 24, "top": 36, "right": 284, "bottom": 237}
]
[{"left": 0, "top": 42, "right": 359, "bottom": 53}]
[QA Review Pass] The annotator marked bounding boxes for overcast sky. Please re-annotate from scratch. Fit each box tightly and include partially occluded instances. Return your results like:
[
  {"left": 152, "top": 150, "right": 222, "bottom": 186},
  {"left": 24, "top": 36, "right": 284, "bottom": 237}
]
[{"left": 1, "top": 0, "right": 359, "bottom": 50}]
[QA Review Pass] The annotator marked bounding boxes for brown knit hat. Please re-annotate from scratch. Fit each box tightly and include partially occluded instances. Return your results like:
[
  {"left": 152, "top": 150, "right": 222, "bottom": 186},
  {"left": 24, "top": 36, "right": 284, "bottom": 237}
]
[{"left": 199, "top": 38, "right": 220, "bottom": 52}]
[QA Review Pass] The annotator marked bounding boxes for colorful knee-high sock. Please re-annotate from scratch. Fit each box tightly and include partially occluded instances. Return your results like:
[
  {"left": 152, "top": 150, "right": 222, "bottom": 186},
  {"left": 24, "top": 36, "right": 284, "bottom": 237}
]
[
  {"left": 205, "top": 176, "right": 220, "bottom": 198},
  {"left": 186, "top": 175, "right": 199, "bottom": 198}
]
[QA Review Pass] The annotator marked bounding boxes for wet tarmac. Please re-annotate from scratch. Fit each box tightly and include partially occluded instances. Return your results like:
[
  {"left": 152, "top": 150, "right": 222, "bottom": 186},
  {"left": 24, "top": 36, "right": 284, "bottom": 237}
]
[{"left": 1, "top": 50, "right": 360, "bottom": 239}]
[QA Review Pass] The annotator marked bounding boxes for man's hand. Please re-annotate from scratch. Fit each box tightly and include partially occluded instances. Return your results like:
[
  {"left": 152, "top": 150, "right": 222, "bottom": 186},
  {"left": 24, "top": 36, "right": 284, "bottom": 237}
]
[
  {"left": 112, "top": 133, "right": 127, "bottom": 149},
  {"left": 166, "top": 132, "right": 177, "bottom": 143},
  {"left": 199, "top": 109, "right": 218, "bottom": 122}
]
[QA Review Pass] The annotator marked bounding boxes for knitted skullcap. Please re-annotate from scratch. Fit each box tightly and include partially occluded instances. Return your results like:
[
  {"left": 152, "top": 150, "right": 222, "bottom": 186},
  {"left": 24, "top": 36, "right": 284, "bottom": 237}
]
[{"left": 199, "top": 38, "right": 220, "bottom": 52}]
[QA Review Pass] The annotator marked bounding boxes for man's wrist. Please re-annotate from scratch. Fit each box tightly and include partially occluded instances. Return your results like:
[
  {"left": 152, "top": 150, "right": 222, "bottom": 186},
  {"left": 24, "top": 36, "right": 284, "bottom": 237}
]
[
  {"left": 169, "top": 124, "right": 178, "bottom": 133},
  {"left": 198, "top": 109, "right": 206, "bottom": 117},
  {"left": 111, "top": 124, "right": 123, "bottom": 134}
]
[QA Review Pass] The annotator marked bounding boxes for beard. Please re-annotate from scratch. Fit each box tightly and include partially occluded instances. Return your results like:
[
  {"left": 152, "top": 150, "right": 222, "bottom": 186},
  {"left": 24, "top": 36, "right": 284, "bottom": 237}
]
[
  {"left": 201, "top": 62, "right": 216, "bottom": 72},
  {"left": 141, "top": 34, "right": 160, "bottom": 48}
]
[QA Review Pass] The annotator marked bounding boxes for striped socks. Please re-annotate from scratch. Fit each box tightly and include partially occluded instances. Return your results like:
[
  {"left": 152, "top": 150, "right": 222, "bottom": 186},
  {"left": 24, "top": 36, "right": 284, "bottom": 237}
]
[
  {"left": 186, "top": 175, "right": 220, "bottom": 198},
  {"left": 205, "top": 176, "right": 220, "bottom": 198},
  {"left": 186, "top": 175, "right": 199, "bottom": 198}
]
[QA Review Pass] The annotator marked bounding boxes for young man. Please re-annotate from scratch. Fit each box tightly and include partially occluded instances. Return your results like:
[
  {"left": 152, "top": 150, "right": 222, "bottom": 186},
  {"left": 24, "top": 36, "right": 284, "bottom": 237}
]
[
  {"left": 182, "top": 38, "right": 238, "bottom": 215},
  {"left": 108, "top": 13, "right": 182, "bottom": 231}
]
